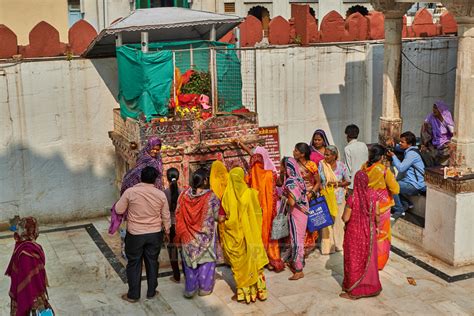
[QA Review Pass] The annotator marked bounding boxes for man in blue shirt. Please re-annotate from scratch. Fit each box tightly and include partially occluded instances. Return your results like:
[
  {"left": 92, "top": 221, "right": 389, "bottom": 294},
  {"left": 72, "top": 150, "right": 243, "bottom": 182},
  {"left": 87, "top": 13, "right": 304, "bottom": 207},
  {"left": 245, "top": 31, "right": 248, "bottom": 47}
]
[{"left": 387, "top": 131, "right": 426, "bottom": 217}]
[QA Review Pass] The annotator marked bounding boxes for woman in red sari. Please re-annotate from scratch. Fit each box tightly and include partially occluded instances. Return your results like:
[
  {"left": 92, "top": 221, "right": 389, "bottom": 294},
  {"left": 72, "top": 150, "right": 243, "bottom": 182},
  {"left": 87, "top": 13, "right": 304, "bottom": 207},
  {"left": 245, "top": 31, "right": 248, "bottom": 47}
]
[
  {"left": 341, "top": 171, "right": 382, "bottom": 299},
  {"left": 5, "top": 217, "right": 53, "bottom": 315}
]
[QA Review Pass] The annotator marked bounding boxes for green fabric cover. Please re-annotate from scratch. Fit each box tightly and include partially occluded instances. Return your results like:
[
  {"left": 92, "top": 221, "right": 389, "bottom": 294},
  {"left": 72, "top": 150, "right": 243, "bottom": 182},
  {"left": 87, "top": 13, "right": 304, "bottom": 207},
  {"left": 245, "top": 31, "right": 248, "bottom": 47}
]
[
  {"left": 116, "top": 40, "right": 242, "bottom": 120},
  {"left": 117, "top": 46, "right": 173, "bottom": 120}
]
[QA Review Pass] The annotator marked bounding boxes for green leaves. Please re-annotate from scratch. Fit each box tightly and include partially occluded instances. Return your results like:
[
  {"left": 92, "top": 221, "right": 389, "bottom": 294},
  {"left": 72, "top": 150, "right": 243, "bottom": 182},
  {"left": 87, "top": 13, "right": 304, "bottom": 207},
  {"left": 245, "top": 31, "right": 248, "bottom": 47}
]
[{"left": 181, "top": 71, "right": 211, "bottom": 97}]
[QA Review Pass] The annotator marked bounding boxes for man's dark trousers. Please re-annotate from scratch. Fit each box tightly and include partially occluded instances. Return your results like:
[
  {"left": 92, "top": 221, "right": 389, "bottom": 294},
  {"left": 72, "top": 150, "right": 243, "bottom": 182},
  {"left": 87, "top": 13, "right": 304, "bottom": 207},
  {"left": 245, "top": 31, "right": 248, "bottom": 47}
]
[{"left": 125, "top": 231, "right": 163, "bottom": 299}]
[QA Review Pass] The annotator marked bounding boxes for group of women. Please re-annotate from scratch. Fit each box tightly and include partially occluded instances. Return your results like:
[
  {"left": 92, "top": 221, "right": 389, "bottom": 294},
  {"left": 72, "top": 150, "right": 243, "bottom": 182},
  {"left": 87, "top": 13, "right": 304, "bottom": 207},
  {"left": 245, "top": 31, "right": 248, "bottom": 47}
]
[
  {"left": 109, "top": 129, "right": 399, "bottom": 303},
  {"left": 4, "top": 127, "right": 408, "bottom": 315},
  {"left": 4, "top": 100, "right": 455, "bottom": 313},
  {"left": 169, "top": 128, "right": 401, "bottom": 302}
]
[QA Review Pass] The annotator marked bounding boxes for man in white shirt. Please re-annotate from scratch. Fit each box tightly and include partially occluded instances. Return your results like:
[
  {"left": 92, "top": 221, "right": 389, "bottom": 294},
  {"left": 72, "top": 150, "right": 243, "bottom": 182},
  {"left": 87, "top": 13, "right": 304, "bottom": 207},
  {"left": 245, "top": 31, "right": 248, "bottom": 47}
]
[{"left": 344, "top": 124, "right": 368, "bottom": 193}]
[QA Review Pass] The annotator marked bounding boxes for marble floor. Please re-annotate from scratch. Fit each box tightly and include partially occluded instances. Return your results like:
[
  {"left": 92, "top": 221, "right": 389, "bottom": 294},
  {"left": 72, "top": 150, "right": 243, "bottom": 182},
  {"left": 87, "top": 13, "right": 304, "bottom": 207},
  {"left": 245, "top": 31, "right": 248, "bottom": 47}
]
[{"left": 1, "top": 217, "right": 473, "bottom": 315}]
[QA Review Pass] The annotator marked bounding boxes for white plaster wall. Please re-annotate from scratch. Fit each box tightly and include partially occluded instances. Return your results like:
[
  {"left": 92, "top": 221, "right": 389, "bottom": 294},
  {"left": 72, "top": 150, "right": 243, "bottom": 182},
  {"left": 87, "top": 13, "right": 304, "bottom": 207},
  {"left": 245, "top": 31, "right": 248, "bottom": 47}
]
[
  {"left": 0, "top": 58, "right": 119, "bottom": 223},
  {"left": 256, "top": 37, "right": 457, "bottom": 157},
  {"left": 191, "top": 0, "right": 218, "bottom": 13},
  {"left": 82, "top": 0, "right": 132, "bottom": 31}
]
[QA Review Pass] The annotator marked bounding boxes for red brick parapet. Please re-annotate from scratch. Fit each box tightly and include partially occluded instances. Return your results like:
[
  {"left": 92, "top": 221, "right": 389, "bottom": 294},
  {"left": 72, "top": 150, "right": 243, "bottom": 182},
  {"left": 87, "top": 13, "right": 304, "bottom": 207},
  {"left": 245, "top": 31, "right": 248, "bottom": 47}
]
[
  {"left": 0, "top": 19, "right": 97, "bottom": 59},
  {"left": 221, "top": 6, "right": 458, "bottom": 47}
]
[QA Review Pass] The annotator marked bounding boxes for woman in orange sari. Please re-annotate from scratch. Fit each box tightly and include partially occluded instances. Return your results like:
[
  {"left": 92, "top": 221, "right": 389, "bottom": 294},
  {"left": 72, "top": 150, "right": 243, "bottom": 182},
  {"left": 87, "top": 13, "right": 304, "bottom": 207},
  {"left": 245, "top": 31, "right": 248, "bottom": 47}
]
[
  {"left": 361, "top": 145, "right": 399, "bottom": 270},
  {"left": 293, "top": 143, "right": 321, "bottom": 256},
  {"left": 246, "top": 149, "right": 285, "bottom": 272}
]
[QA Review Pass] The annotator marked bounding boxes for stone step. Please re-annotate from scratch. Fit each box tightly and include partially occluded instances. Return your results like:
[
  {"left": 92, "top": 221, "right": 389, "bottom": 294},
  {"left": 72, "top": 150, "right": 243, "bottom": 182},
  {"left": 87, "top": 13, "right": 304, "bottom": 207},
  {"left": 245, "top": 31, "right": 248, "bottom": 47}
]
[
  {"left": 405, "top": 195, "right": 427, "bottom": 219},
  {"left": 391, "top": 217, "right": 424, "bottom": 247}
]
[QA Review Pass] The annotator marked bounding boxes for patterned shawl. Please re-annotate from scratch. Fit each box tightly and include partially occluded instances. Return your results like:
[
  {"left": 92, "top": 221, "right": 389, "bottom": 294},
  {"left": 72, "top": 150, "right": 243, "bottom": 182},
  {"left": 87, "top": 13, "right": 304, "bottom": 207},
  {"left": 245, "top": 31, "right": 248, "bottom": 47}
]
[
  {"left": 5, "top": 217, "right": 48, "bottom": 316},
  {"left": 283, "top": 157, "right": 308, "bottom": 213},
  {"left": 175, "top": 188, "right": 220, "bottom": 263}
]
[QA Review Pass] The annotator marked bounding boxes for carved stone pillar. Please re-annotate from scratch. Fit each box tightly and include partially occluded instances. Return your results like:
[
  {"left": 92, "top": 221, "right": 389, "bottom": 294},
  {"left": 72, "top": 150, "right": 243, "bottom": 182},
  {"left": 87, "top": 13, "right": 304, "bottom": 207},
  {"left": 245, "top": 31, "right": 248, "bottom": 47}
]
[
  {"left": 423, "top": 1, "right": 474, "bottom": 266},
  {"left": 442, "top": 0, "right": 474, "bottom": 168},
  {"left": 371, "top": 1, "right": 413, "bottom": 143}
]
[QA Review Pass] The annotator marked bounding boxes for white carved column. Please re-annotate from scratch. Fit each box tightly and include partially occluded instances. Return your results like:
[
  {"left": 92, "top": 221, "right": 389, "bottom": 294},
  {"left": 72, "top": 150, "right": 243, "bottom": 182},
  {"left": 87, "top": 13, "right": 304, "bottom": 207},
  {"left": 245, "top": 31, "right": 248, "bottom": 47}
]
[
  {"left": 423, "top": 1, "right": 474, "bottom": 266},
  {"left": 443, "top": 1, "right": 474, "bottom": 168},
  {"left": 371, "top": 1, "right": 413, "bottom": 143}
]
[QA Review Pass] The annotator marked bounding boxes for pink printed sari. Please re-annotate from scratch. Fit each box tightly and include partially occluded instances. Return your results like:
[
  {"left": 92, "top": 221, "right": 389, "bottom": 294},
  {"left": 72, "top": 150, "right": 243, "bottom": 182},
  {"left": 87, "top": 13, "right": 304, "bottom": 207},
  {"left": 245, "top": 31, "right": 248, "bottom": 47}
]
[{"left": 342, "top": 171, "right": 382, "bottom": 298}]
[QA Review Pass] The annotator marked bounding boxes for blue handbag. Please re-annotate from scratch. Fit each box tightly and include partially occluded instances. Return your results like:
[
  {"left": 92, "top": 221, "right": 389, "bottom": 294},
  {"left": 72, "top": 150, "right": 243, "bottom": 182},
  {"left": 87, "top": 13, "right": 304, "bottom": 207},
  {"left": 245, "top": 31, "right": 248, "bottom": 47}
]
[{"left": 307, "top": 196, "right": 334, "bottom": 232}]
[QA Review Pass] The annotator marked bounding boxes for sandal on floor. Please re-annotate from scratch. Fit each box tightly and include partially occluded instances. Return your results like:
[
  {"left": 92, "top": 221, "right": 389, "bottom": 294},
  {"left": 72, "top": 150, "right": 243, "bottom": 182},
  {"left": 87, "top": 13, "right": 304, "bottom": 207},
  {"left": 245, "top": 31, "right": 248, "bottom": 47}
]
[
  {"left": 121, "top": 293, "right": 139, "bottom": 303},
  {"left": 146, "top": 291, "right": 159, "bottom": 299},
  {"left": 288, "top": 272, "right": 304, "bottom": 281},
  {"left": 183, "top": 290, "right": 197, "bottom": 299},
  {"left": 169, "top": 276, "right": 180, "bottom": 283},
  {"left": 339, "top": 292, "right": 356, "bottom": 300}
]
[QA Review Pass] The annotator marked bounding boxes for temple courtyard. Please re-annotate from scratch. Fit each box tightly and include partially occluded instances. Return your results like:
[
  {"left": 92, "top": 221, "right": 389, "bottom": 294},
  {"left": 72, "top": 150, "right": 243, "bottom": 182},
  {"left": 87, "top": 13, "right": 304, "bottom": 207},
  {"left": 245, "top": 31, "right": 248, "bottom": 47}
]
[{"left": 0, "top": 217, "right": 473, "bottom": 315}]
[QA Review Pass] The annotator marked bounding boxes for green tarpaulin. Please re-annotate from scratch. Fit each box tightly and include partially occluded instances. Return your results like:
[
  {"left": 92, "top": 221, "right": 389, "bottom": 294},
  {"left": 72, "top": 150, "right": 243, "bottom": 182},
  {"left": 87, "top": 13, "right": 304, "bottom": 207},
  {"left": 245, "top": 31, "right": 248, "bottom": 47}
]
[{"left": 116, "top": 40, "right": 243, "bottom": 120}]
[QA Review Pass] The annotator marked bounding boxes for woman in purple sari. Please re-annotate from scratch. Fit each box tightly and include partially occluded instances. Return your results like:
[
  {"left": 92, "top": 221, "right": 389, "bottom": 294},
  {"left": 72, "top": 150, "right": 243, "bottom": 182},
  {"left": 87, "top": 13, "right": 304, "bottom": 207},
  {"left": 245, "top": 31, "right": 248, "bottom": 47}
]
[
  {"left": 120, "top": 136, "right": 164, "bottom": 194},
  {"left": 341, "top": 171, "right": 382, "bottom": 299},
  {"left": 6, "top": 217, "right": 53, "bottom": 315},
  {"left": 109, "top": 137, "right": 164, "bottom": 252},
  {"left": 421, "top": 100, "right": 455, "bottom": 166}
]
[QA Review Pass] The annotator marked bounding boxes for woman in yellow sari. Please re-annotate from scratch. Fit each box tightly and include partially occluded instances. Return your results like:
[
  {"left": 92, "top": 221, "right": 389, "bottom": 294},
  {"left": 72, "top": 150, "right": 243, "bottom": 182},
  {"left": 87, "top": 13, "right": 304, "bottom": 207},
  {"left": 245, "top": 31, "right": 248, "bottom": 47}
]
[
  {"left": 361, "top": 144, "right": 399, "bottom": 270},
  {"left": 221, "top": 167, "right": 269, "bottom": 304}
]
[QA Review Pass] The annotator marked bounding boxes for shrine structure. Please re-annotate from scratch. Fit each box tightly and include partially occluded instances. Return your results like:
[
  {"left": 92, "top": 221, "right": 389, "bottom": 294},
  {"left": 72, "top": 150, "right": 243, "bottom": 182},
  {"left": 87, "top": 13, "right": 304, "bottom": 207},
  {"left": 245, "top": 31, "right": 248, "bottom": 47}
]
[{"left": 84, "top": 8, "right": 267, "bottom": 189}]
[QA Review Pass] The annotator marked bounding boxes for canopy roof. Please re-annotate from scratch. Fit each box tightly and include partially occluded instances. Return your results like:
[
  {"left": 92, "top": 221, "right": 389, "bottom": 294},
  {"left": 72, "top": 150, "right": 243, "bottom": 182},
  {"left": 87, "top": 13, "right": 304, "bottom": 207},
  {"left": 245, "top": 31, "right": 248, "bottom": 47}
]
[{"left": 83, "top": 8, "right": 242, "bottom": 58}]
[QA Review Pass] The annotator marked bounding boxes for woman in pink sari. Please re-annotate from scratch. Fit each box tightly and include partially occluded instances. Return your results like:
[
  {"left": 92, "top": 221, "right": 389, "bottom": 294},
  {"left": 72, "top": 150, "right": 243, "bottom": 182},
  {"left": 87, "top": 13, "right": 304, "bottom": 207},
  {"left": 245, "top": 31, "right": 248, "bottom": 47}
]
[
  {"left": 309, "top": 129, "right": 330, "bottom": 165},
  {"left": 341, "top": 171, "right": 382, "bottom": 299},
  {"left": 281, "top": 157, "right": 309, "bottom": 281}
]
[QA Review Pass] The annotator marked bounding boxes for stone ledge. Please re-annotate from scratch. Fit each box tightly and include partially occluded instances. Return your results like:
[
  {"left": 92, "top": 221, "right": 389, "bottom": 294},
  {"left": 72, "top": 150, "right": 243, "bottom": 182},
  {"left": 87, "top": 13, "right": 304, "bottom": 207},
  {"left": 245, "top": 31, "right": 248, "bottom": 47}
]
[
  {"left": 425, "top": 167, "right": 474, "bottom": 194},
  {"left": 392, "top": 217, "right": 424, "bottom": 246}
]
